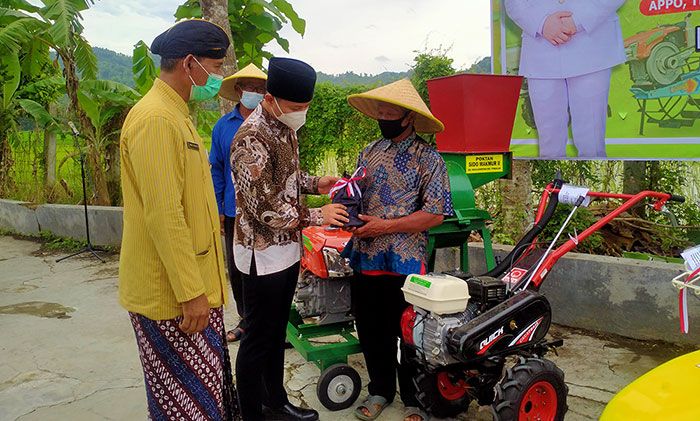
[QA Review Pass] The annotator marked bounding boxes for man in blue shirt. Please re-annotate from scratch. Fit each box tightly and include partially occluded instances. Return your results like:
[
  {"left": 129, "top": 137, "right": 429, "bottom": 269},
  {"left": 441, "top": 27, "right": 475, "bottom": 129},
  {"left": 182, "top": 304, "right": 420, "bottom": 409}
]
[{"left": 210, "top": 63, "right": 267, "bottom": 342}]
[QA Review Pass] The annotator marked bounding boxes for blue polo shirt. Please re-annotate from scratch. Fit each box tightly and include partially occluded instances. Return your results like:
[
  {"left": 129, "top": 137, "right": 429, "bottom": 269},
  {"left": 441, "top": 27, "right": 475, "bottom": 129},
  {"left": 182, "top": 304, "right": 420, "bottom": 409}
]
[{"left": 209, "top": 105, "right": 244, "bottom": 217}]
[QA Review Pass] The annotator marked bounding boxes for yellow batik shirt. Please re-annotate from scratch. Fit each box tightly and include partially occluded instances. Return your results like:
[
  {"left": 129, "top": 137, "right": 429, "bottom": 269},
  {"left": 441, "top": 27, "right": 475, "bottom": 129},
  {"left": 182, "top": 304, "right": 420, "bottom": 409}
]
[{"left": 118, "top": 78, "right": 227, "bottom": 320}]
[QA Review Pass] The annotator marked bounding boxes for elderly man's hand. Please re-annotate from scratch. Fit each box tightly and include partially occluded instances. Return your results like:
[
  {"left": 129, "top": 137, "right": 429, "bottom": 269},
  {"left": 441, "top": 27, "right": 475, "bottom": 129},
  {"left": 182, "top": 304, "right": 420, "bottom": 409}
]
[
  {"left": 353, "top": 214, "right": 394, "bottom": 238},
  {"left": 179, "top": 294, "right": 210, "bottom": 334},
  {"left": 318, "top": 176, "right": 341, "bottom": 195}
]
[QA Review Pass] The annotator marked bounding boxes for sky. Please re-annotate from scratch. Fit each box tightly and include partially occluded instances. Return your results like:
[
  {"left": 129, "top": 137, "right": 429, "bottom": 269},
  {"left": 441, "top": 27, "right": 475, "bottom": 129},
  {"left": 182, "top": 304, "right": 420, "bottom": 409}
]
[{"left": 80, "top": 0, "right": 492, "bottom": 75}]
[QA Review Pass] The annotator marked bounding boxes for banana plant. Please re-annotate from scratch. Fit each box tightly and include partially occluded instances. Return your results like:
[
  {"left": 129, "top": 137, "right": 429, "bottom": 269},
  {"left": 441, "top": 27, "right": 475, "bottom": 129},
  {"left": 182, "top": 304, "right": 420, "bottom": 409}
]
[{"left": 175, "top": 0, "right": 306, "bottom": 68}]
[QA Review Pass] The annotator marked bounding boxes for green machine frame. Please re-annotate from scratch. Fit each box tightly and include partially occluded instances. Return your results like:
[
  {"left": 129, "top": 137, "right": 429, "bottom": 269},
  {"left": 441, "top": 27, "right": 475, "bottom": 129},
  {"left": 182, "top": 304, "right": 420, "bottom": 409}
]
[
  {"left": 427, "top": 152, "right": 512, "bottom": 274},
  {"left": 287, "top": 308, "right": 361, "bottom": 372}
]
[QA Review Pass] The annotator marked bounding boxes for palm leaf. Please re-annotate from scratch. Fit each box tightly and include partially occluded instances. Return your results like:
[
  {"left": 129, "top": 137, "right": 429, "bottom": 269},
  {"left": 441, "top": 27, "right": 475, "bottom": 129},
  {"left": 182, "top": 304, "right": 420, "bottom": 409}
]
[
  {"left": 74, "top": 34, "right": 97, "bottom": 79},
  {"left": 132, "top": 40, "right": 157, "bottom": 95},
  {"left": 42, "top": 0, "right": 93, "bottom": 46},
  {"left": 20, "top": 37, "right": 51, "bottom": 77},
  {"left": 3, "top": 0, "right": 41, "bottom": 13},
  {"left": 0, "top": 53, "right": 21, "bottom": 109},
  {"left": 17, "top": 98, "right": 60, "bottom": 132},
  {"left": 0, "top": 16, "right": 43, "bottom": 55}
]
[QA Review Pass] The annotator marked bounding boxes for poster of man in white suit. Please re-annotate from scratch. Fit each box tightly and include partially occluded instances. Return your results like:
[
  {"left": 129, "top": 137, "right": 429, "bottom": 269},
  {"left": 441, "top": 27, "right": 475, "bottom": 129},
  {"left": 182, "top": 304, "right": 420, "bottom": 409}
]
[{"left": 504, "top": 0, "right": 626, "bottom": 158}]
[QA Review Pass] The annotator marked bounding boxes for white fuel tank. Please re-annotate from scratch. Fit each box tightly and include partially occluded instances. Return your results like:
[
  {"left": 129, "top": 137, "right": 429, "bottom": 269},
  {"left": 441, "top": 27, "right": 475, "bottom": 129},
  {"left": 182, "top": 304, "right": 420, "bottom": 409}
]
[{"left": 401, "top": 273, "right": 470, "bottom": 315}]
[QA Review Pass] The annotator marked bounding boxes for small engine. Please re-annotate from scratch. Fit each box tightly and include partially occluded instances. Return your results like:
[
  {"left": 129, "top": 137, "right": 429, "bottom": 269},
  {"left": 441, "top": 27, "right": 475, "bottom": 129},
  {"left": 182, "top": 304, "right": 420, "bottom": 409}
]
[
  {"left": 401, "top": 274, "right": 512, "bottom": 367},
  {"left": 295, "top": 270, "right": 353, "bottom": 325}
]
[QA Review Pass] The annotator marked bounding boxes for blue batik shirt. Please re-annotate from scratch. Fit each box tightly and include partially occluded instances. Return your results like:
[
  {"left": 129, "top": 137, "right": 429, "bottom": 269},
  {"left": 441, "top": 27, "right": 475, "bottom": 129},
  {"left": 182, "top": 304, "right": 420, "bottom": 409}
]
[
  {"left": 209, "top": 105, "right": 245, "bottom": 217},
  {"left": 343, "top": 133, "right": 454, "bottom": 275}
]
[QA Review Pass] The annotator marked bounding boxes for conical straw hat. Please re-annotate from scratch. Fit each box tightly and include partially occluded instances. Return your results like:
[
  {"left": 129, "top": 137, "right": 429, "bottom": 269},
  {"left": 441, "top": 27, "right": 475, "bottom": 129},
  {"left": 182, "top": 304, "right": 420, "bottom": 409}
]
[
  {"left": 219, "top": 63, "right": 267, "bottom": 101},
  {"left": 347, "top": 79, "right": 444, "bottom": 133}
]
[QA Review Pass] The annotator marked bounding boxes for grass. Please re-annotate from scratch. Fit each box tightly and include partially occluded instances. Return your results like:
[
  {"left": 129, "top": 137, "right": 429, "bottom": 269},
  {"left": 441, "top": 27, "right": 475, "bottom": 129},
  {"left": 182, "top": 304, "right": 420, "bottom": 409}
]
[
  {"left": 9, "top": 131, "right": 84, "bottom": 204},
  {"left": 38, "top": 230, "right": 88, "bottom": 252},
  {"left": 0, "top": 227, "right": 119, "bottom": 254}
]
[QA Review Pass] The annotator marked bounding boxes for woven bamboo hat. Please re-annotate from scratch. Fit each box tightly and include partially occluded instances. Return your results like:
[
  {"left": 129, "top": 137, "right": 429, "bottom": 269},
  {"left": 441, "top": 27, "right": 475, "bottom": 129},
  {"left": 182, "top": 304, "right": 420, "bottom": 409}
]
[
  {"left": 219, "top": 63, "right": 267, "bottom": 101},
  {"left": 347, "top": 79, "right": 444, "bottom": 133}
]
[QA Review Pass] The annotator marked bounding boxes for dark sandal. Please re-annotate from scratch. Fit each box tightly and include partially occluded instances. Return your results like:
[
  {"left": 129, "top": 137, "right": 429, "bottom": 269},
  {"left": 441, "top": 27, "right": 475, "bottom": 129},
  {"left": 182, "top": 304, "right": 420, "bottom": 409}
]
[{"left": 226, "top": 327, "right": 244, "bottom": 342}]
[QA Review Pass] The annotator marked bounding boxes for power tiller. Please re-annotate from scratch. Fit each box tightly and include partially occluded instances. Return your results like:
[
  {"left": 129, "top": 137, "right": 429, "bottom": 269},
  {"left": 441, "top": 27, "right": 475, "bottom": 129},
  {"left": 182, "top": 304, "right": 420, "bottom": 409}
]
[{"left": 399, "top": 177, "right": 685, "bottom": 420}]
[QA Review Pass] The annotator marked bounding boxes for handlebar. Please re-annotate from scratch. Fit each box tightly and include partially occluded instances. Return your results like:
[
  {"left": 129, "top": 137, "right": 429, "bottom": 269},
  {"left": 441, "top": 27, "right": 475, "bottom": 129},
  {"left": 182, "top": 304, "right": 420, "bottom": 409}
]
[{"left": 667, "top": 194, "right": 685, "bottom": 203}]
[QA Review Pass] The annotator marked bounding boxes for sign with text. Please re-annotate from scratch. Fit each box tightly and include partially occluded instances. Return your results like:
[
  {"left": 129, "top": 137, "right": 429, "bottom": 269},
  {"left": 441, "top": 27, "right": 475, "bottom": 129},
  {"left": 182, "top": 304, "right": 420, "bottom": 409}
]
[{"left": 466, "top": 154, "right": 505, "bottom": 173}]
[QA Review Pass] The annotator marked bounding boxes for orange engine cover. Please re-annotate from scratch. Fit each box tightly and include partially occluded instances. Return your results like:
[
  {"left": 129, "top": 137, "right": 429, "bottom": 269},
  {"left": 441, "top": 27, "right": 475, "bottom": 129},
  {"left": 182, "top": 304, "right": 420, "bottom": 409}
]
[{"left": 301, "top": 226, "right": 353, "bottom": 279}]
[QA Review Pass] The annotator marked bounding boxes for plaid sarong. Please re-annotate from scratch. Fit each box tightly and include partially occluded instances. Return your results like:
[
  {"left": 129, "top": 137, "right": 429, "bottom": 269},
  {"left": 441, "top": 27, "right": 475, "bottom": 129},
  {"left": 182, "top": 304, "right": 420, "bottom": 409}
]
[{"left": 129, "top": 307, "right": 239, "bottom": 420}]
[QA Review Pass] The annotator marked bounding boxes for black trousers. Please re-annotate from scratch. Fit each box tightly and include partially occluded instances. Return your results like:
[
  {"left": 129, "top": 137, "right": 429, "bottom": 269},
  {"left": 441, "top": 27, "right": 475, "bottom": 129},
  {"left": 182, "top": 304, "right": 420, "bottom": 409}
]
[
  {"left": 224, "top": 216, "right": 245, "bottom": 329},
  {"left": 235, "top": 259, "right": 299, "bottom": 421},
  {"left": 351, "top": 272, "right": 419, "bottom": 407}
]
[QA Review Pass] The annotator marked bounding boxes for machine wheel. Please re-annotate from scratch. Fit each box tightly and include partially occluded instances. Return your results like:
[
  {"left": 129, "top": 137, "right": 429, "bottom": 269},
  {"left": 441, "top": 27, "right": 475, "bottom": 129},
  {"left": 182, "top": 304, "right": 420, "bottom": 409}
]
[
  {"left": 316, "top": 364, "right": 361, "bottom": 411},
  {"left": 414, "top": 370, "right": 472, "bottom": 418},
  {"left": 492, "top": 357, "right": 568, "bottom": 421}
]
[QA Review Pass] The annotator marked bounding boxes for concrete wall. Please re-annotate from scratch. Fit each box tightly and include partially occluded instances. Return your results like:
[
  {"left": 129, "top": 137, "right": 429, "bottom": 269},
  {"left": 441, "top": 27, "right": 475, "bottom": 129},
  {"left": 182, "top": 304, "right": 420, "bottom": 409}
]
[
  {"left": 0, "top": 199, "right": 123, "bottom": 246},
  {"left": 435, "top": 244, "right": 699, "bottom": 346},
  {"left": 2, "top": 198, "right": 698, "bottom": 345}
]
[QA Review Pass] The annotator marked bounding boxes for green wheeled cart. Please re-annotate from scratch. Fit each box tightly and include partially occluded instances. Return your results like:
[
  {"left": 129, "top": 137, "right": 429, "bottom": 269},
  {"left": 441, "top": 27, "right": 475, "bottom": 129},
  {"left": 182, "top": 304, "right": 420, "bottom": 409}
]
[{"left": 287, "top": 307, "right": 362, "bottom": 411}]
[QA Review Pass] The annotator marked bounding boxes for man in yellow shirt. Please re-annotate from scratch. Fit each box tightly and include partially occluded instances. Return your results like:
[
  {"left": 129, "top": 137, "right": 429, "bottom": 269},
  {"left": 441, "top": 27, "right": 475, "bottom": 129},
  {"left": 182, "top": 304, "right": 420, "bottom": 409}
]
[{"left": 119, "top": 19, "right": 236, "bottom": 420}]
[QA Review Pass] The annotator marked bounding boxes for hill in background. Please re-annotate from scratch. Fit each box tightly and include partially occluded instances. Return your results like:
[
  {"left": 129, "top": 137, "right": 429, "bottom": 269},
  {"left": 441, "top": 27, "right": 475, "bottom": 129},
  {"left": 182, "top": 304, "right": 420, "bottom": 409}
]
[{"left": 93, "top": 46, "right": 409, "bottom": 88}]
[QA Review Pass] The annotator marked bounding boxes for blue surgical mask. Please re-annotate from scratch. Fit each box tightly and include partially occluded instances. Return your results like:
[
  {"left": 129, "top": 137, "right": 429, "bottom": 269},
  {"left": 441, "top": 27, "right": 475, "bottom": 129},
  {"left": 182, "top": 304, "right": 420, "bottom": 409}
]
[
  {"left": 188, "top": 57, "right": 223, "bottom": 102},
  {"left": 240, "top": 91, "right": 264, "bottom": 109}
]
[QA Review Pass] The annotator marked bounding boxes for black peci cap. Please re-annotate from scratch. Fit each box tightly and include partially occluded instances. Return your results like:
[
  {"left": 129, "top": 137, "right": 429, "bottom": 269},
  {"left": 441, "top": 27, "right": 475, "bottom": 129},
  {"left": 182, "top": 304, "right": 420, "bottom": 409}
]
[
  {"left": 151, "top": 19, "right": 230, "bottom": 59},
  {"left": 266, "top": 57, "right": 316, "bottom": 103}
]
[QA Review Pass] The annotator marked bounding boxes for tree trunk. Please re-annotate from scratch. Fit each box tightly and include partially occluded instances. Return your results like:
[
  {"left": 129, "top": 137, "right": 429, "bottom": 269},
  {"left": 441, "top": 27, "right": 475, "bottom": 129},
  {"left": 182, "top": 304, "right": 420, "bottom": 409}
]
[
  {"left": 499, "top": 160, "right": 533, "bottom": 242},
  {"left": 623, "top": 161, "right": 647, "bottom": 217},
  {"left": 60, "top": 48, "right": 111, "bottom": 206},
  {"left": 201, "top": 0, "right": 238, "bottom": 115},
  {"left": 44, "top": 103, "right": 57, "bottom": 188},
  {"left": 0, "top": 133, "right": 12, "bottom": 196}
]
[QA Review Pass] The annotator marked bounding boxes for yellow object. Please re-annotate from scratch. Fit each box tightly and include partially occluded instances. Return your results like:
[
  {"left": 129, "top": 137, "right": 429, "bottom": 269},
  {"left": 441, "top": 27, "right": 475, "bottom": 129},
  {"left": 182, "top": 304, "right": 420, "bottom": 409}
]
[
  {"left": 466, "top": 154, "right": 504, "bottom": 174},
  {"left": 600, "top": 350, "right": 700, "bottom": 421},
  {"left": 119, "top": 78, "right": 227, "bottom": 320},
  {"left": 347, "top": 79, "right": 444, "bottom": 134},
  {"left": 219, "top": 63, "right": 267, "bottom": 101}
]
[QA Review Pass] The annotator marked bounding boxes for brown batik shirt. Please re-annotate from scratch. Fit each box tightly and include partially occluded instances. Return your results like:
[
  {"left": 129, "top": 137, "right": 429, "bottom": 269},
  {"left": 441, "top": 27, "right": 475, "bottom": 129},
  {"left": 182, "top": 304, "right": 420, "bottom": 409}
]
[{"left": 230, "top": 105, "right": 323, "bottom": 276}]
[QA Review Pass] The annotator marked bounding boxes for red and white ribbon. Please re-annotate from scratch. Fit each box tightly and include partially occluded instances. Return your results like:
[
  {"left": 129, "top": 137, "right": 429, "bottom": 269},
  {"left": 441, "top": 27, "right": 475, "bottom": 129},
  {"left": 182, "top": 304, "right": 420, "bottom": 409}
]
[
  {"left": 329, "top": 166, "right": 366, "bottom": 199},
  {"left": 675, "top": 267, "right": 700, "bottom": 334}
]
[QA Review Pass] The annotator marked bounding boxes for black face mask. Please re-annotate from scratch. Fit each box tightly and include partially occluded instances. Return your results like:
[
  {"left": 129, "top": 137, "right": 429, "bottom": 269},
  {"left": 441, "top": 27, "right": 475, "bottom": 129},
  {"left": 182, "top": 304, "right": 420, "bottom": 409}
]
[{"left": 378, "top": 113, "right": 408, "bottom": 139}]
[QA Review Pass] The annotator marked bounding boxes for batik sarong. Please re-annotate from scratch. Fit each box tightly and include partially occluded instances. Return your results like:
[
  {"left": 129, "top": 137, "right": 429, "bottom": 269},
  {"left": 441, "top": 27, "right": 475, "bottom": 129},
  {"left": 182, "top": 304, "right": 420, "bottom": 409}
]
[{"left": 129, "top": 307, "right": 239, "bottom": 421}]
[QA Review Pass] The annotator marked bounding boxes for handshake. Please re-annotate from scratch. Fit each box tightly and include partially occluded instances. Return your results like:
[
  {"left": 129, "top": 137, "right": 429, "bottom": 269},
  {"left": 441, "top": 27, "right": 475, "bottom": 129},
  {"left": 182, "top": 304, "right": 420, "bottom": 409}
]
[{"left": 542, "top": 11, "right": 578, "bottom": 46}]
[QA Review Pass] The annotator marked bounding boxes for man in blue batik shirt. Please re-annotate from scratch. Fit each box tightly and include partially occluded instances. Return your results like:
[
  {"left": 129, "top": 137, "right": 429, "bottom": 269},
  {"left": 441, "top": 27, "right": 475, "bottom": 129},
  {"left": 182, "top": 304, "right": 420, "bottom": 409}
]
[
  {"left": 345, "top": 79, "right": 453, "bottom": 421},
  {"left": 209, "top": 63, "right": 266, "bottom": 342}
]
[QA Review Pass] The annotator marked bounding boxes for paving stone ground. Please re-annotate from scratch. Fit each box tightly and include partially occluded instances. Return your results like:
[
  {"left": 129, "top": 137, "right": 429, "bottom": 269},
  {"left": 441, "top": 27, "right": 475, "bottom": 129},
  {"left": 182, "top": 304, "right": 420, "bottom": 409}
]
[{"left": 0, "top": 235, "right": 693, "bottom": 420}]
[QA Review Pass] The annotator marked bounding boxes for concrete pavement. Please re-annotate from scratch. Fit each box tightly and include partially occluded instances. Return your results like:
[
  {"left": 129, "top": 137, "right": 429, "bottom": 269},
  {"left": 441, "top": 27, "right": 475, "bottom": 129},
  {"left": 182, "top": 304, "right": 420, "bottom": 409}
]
[{"left": 0, "top": 235, "right": 695, "bottom": 420}]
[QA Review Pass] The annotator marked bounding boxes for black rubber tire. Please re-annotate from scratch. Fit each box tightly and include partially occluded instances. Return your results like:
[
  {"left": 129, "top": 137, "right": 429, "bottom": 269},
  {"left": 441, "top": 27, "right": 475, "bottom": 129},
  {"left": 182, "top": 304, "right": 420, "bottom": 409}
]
[
  {"left": 492, "top": 357, "right": 568, "bottom": 421},
  {"left": 413, "top": 370, "right": 472, "bottom": 419},
  {"left": 316, "top": 364, "right": 361, "bottom": 411}
]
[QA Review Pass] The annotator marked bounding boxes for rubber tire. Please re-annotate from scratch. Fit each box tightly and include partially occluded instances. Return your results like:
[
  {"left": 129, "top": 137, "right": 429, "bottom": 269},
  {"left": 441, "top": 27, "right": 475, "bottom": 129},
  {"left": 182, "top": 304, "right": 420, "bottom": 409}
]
[
  {"left": 492, "top": 357, "right": 568, "bottom": 421},
  {"left": 316, "top": 364, "right": 361, "bottom": 411},
  {"left": 413, "top": 371, "right": 472, "bottom": 419}
]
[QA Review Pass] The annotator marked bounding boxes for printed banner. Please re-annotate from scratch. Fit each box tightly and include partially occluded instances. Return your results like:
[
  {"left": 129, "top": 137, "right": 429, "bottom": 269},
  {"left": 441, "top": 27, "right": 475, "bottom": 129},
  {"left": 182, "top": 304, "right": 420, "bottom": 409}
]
[{"left": 492, "top": 0, "right": 700, "bottom": 159}]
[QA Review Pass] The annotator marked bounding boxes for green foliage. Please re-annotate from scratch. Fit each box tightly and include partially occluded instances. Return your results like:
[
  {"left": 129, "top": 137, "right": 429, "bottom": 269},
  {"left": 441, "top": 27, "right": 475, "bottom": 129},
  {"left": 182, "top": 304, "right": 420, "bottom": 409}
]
[
  {"left": 39, "top": 229, "right": 87, "bottom": 252},
  {"left": 317, "top": 71, "right": 410, "bottom": 86},
  {"left": 175, "top": 0, "right": 305, "bottom": 68},
  {"left": 298, "top": 82, "right": 380, "bottom": 175},
  {"left": 131, "top": 42, "right": 157, "bottom": 94},
  {"left": 411, "top": 47, "right": 456, "bottom": 107}
]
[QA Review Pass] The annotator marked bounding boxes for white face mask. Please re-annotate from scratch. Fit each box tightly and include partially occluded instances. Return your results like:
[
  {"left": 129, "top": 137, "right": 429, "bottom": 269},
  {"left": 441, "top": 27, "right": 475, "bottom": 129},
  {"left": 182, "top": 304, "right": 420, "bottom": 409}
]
[{"left": 273, "top": 97, "right": 307, "bottom": 132}]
